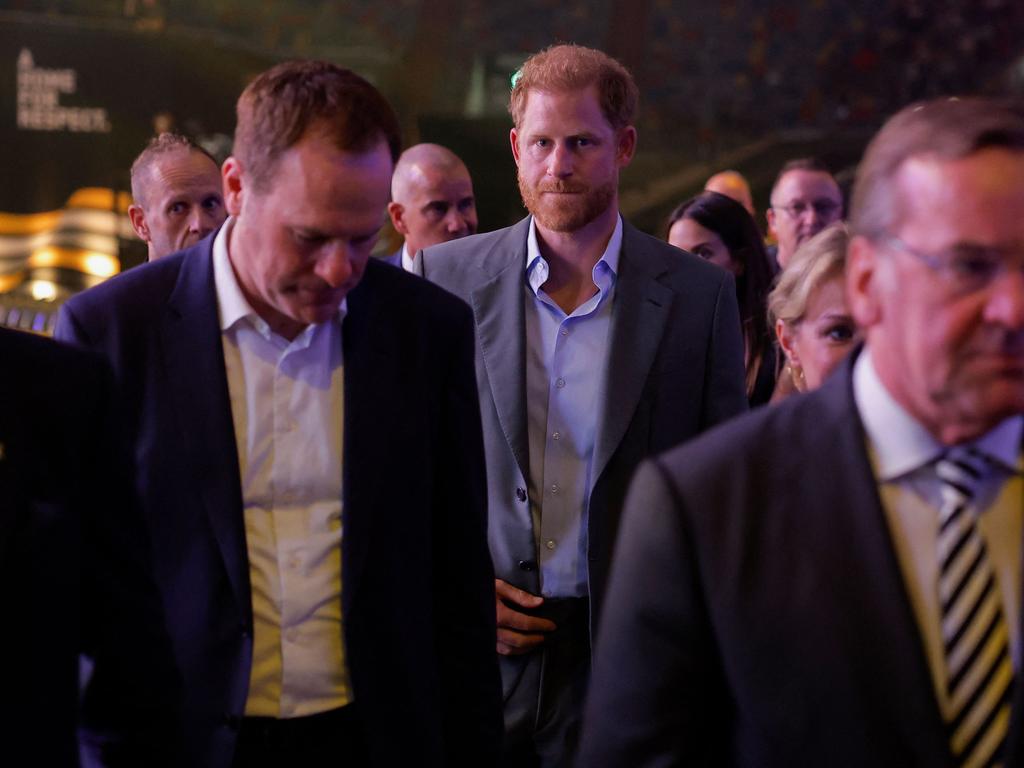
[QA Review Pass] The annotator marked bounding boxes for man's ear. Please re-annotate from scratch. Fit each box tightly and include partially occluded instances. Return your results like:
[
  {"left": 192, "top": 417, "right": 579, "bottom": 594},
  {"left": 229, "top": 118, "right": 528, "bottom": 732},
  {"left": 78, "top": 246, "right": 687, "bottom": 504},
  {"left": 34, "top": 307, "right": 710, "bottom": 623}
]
[
  {"left": 510, "top": 128, "right": 521, "bottom": 166},
  {"left": 847, "top": 234, "right": 883, "bottom": 329},
  {"left": 222, "top": 156, "right": 245, "bottom": 217},
  {"left": 616, "top": 125, "right": 637, "bottom": 167},
  {"left": 387, "top": 202, "right": 408, "bottom": 236},
  {"left": 128, "top": 205, "right": 150, "bottom": 242},
  {"left": 766, "top": 207, "right": 778, "bottom": 240}
]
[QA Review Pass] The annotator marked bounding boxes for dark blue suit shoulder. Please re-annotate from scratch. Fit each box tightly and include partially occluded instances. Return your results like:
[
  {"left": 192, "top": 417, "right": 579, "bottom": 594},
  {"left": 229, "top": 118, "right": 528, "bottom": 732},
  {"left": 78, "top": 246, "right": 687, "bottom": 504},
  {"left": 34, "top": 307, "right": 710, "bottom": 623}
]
[
  {"left": 62, "top": 250, "right": 188, "bottom": 322},
  {"left": 360, "top": 257, "right": 473, "bottom": 325}
]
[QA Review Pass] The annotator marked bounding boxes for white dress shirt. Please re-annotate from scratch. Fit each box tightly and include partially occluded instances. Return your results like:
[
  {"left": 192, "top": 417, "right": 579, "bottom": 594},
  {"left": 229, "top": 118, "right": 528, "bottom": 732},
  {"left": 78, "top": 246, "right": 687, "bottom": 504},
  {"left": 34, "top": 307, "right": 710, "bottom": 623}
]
[
  {"left": 524, "top": 215, "right": 622, "bottom": 597},
  {"left": 853, "top": 347, "right": 1022, "bottom": 711},
  {"left": 213, "top": 218, "right": 353, "bottom": 718},
  {"left": 401, "top": 243, "right": 423, "bottom": 276}
]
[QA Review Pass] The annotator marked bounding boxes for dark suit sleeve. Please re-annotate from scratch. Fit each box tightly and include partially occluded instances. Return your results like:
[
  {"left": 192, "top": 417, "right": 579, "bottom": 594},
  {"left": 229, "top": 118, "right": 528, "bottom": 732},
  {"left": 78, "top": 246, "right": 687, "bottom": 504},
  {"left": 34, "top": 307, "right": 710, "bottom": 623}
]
[
  {"left": 577, "top": 459, "right": 730, "bottom": 768},
  {"left": 54, "top": 301, "right": 92, "bottom": 348},
  {"left": 701, "top": 272, "right": 748, "bottom": 428},
  {"left": 431, "top": 301, "right": 504, "bottom": 763},
  {"left": 75, "top": 353, "right": 183, "bottom": 766}
]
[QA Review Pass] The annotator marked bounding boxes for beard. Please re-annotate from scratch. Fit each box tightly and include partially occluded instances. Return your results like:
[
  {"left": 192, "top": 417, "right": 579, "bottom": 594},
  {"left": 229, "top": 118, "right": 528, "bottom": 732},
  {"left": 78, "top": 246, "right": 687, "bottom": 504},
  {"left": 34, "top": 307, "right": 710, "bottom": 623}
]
[{"left": 518, "top": 171, "right": 616, "bottom": 233}]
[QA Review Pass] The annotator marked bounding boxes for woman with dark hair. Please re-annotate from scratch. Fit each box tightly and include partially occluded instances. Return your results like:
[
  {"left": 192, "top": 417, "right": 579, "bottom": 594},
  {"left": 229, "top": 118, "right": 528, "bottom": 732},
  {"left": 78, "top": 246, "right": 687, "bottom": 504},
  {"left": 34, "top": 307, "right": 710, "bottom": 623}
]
[{"left": 667, "top": 191, "right": 777, "bottom": 405}]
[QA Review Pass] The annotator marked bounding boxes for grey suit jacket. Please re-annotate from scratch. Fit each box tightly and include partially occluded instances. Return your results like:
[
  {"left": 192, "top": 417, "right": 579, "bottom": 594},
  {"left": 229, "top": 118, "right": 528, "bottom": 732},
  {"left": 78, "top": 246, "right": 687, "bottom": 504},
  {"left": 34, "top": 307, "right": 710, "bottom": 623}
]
[{"left": 421, "top": 215, "right": 747, "bottom": 630}]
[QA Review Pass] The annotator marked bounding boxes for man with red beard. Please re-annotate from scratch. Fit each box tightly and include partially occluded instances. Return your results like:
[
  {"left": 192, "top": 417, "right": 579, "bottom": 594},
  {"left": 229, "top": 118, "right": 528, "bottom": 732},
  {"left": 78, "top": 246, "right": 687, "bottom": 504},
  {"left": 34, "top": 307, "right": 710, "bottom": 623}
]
[{"left": 421, "top": 43, "right": 747, "bottom": 767}]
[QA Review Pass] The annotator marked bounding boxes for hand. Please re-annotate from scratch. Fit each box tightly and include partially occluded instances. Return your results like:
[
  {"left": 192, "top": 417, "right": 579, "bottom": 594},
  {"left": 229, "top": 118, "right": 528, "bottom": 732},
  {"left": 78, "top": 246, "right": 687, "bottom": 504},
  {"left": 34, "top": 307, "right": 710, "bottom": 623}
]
[{"left": 495, "top": 579, "right": 556, "bottom": 656}]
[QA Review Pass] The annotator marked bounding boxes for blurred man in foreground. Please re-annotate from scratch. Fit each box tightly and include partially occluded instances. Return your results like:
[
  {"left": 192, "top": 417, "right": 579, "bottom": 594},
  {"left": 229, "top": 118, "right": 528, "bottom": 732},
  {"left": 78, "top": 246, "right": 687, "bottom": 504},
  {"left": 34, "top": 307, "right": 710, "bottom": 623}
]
[
  {"left": 580, "top": 97, "right": 1024, "bottom": 767},
  {"left": 0, "top": 326, "right": 180, "bottom": 767}
]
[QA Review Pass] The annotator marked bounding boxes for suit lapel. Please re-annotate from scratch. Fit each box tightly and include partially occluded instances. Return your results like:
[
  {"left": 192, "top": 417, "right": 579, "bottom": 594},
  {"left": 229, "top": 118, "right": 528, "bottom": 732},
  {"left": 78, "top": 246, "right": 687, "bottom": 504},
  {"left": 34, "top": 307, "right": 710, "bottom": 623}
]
[
  {"left": 161, "top": 242, "right": 251, "bottom": 622},
  {"left": 339, "top": 263, "right": 400, "bottom": 616},
  {"left": 814, "top": 360, "right": 953, "bottom": 760},
  {"left": 470, "top": 219, "right": 531, "bottom": 482},
  {"left": 591, "top": 222, "right": 672, "bottom": 490}
]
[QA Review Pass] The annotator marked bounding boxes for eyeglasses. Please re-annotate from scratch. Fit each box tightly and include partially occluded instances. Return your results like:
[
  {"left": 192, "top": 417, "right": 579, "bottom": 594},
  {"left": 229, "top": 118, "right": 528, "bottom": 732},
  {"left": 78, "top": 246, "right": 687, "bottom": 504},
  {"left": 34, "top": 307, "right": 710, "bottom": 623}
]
[
  {"left": 771, "top": 200, "right": 842, "bottom": 220},
  {"left": 883, "top": 235, "right": 1024, "bottom": 294}
]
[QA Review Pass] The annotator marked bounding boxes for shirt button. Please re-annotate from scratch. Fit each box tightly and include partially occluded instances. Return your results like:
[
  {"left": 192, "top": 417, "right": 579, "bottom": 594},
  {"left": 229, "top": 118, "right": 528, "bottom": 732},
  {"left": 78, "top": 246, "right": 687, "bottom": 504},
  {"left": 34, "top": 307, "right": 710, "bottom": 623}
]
[
  {"left": 560, "top": 328, "right": 569, "bottom": 336},
  {"left": 552, "top": 431, "right": 561, "bottom": 441},
  {"left": 515, "top": 487, "right": 527, "bottom": 502},
  {"left": 545, "top": 539, "right": 556, "bottom": 550},
  {"left": 551, "top": 483, "right": 559, "bottom": 494},
  {"left": 555, "top": 377, "right": 565, "bottom": 389},
  {"left": 287, "top": 555, "right": 301, "bottom": 571},
  {"left": 285, "top": 628, "right": 299, "bottom": 643}
]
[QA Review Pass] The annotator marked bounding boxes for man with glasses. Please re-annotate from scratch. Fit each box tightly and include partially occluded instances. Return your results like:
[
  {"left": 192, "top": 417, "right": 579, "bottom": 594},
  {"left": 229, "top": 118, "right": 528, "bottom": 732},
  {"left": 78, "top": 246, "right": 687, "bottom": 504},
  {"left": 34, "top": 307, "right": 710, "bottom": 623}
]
[
  {"left": 579, "top": 97, "right": 1024, "bottom": 766},
  {"left": 766, "top": 157, "right": 843, "bottom": 270}
]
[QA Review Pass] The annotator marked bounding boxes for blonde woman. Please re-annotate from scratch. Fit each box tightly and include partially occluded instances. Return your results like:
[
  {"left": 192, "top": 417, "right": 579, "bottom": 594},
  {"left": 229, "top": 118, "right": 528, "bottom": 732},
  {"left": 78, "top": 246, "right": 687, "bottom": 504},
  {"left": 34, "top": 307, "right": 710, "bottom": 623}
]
[{"left": 768, "top": 223, "right": 861, "bottom": 400}]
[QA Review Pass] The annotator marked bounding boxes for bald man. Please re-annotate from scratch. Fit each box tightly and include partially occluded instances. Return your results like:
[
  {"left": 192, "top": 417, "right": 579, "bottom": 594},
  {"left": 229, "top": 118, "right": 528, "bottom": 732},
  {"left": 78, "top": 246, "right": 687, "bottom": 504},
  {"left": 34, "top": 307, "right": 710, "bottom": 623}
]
[
  {"left": 704, "top": 169, "right": 755, "bottom": 217},
  {"left": 386, "top": 143, "right": 477, "bottom": 274},
  {"left": 128, "top": 133, "right": 226, "bottom": 261}
]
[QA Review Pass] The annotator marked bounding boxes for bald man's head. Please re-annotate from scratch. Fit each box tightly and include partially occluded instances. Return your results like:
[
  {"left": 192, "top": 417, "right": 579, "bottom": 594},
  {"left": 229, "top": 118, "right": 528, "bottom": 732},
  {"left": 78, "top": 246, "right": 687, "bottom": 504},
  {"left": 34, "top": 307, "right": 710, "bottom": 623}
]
[
  {"left": 387, "top": 143, "right": 477, "bottom": 256},
  {"left": 128, "top": 133, "right": 225, "bottom": 261},
  {"left": 704, "top": 170, "right": 755, "bottom": 216}
]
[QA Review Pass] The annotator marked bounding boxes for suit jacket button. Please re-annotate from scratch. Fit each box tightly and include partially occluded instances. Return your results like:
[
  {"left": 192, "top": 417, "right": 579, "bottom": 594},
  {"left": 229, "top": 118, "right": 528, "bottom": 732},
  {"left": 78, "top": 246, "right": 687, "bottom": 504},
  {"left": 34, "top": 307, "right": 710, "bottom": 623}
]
[
  {"left": 515, "top": 487, "right": 527, "bottom": 502},
  {"left": 518, "top": 560, "right": 537, "bottom": 572}
]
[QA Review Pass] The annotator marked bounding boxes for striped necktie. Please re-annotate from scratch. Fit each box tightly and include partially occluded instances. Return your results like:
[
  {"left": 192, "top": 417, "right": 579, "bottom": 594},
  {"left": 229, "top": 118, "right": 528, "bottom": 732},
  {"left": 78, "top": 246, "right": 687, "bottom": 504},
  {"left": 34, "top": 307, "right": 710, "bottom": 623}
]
[{"left": 937, "top": 447, "right": 1014, "bottom": 768}]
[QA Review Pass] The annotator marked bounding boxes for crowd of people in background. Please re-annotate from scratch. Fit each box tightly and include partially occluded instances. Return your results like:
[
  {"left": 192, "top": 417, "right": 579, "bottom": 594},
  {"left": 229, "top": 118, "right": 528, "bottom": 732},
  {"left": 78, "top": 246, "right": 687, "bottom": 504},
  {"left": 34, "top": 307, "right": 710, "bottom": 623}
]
[{"left": 6, "top": 37, "right": 1024, "bottom": 768}]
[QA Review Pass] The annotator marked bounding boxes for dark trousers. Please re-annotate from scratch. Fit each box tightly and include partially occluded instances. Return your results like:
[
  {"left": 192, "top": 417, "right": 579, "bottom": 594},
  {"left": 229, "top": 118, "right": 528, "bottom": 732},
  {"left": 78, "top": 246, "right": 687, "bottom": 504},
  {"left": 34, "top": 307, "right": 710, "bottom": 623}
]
[
  {"left": 232, "top": 704, "right": 368, "bottom": 768},
  {"left": 500, "top": 597, "right": 591, "bottom": 768}
]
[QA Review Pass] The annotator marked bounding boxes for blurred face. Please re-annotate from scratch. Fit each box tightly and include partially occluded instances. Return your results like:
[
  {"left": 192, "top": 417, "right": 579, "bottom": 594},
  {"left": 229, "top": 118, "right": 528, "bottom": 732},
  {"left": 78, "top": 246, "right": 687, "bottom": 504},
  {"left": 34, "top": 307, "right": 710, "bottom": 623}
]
[
  {"left": 389, "top": 165, "right": 477, "bottom": 253},
  {"left": 130, "top": 149, "right": 225, "bottom": 260},
  {"left": 511, "top": 86, "right": 635, "bottom": 233},
  {"left": 668, "top": 217, "right": 739, "bottom": 275},
  {"left": 705, "top": 172, "right": 755, "bottom": 216},
  {"left": 768, "top": 170, "right": 842, "bottom": 268},
  {"left": 777, "top": 275, "right": 858, "bottom": 390},
  {"left": 223, "top": 132, "right": 393, "bottom": 340},
  {"left": 848, "top": 148, "right": 1024, "bottom": 444}
]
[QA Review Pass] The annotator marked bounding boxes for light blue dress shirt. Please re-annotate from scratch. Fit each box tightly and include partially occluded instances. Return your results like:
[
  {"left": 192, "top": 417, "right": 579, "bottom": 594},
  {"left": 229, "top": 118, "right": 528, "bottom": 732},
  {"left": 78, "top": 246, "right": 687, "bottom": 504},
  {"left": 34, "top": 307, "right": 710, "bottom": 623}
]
[{"left": 524, "top": 215, "right": 622, "bottom": 598}]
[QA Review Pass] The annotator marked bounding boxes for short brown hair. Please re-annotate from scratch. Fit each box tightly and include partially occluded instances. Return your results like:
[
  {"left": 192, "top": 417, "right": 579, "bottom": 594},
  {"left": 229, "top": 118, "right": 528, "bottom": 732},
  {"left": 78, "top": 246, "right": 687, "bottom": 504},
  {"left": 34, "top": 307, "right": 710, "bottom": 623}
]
[
  {"left": 130, "top": 132, "right": 217, "bottom": 206},
  {"left": 234, "top": 59, "right": 402, "bottom": 190},
  {"left": 509, "top": 44, "right": 638, "bottom": 131},
  {"left": 850, "top": 97, "right": 1024, "bottom": 239},
  {"left": 769, "top": 157, "right": 835, "bottom": 204}
]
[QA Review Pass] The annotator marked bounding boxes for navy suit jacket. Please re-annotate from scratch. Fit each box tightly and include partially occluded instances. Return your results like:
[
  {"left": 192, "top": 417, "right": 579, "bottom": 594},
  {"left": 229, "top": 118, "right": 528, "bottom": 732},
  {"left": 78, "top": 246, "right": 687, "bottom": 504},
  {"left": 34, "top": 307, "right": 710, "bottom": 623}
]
[
  {"left": 55, "top": 235, "right": 502, "bottom": 767},
  {"left": 579, "top": 351, "right": 1024, "bottom": 767},
  {"left": 0, "top": 327, "right": 180, "bottom": 767}
]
